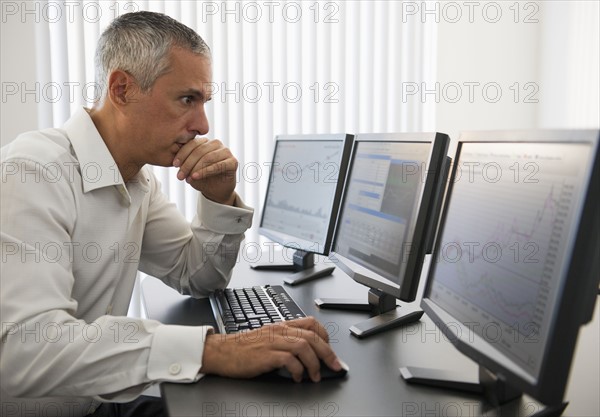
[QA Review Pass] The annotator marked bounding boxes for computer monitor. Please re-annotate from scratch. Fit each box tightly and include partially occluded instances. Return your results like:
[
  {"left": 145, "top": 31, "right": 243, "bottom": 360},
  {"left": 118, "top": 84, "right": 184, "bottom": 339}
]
[
  {"left": 401, "top": 130, "right": 600, "bottom": 415},
  {"left": 315, "top": 132, "right": 451, "bottom": 338},
  {"left": 252, "top": 134, "right": 354, "bottom": 285}
]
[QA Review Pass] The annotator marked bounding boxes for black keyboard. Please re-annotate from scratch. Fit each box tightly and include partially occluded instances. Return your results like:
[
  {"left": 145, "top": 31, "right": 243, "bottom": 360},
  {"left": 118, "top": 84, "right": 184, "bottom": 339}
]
[{"left": 209, "top": 285, "right": 306, "bottom": 334}]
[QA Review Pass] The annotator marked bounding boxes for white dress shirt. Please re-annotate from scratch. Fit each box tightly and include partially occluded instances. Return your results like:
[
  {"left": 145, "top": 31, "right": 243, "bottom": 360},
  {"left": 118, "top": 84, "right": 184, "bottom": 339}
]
[{"left": 0, "top": 108, "right": 254, "bottom": 416}]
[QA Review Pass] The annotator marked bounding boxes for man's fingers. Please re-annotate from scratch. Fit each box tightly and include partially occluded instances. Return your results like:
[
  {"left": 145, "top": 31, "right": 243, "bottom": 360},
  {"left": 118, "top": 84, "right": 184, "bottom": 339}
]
[
  {"left": 173, "top": 137, "right": 209, "bottom": 167},
  {"left": 286, "top": 316, "right": 331, "bottom": 344},
  {"left": 174, "top": 138, "right": 222, "bottom": 179},
  {"left": 275, "top": 351, "right": 306, "bottom": 383},
  {"left": 188, "top": 154, "right": 237, "bottom": 181},
  {"left": 175, "top": 138, "right": 216, "bottom": 180},
  {"left": 172, "top": 137, "right": 238, "bottom": 204},
  {"left": 266, "top": 331, "right": 322, "bottom": 382},
  {"left": 291, "top": 339, "right": 323, "bottom": 382},
  {"left": 269, "top": 322, "right": 341, "bottom": 381}
]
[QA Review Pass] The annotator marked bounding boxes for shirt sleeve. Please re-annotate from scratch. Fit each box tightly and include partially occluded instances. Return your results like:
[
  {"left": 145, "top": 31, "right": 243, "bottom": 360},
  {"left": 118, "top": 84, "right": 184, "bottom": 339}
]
[
  {"left": 0, "top": 157, "right": 229, "bottom": 400},
  {"left": 138, "top": 173, "right": 254, "bottom": 297}
]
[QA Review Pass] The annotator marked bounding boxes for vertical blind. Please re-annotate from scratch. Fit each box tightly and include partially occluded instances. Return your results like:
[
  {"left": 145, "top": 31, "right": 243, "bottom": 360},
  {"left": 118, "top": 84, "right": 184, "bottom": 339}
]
[
  {"left": 34, "top": 0, "right": 436, "bottom": 316},
  {"left": 35, "top": 0, "right": 437, "bottom": 235}
]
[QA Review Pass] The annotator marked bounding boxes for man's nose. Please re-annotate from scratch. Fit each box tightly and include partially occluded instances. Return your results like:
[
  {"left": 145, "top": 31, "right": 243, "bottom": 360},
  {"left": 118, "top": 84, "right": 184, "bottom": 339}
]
[{"left": 191, "top": 106, "right": 210, "bottom": 136}]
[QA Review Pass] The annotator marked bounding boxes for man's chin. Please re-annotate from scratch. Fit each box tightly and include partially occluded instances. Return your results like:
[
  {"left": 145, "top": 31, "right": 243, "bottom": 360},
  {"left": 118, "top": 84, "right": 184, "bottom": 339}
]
[
  {"left": 162, "top": 151, "right": 178, "bottom": 166},
  {"left": 146, "top": 151, "right": 180, "bottom": 168},
  {"left": 147, "top": 158, "right": 176, "bottom": 168}
]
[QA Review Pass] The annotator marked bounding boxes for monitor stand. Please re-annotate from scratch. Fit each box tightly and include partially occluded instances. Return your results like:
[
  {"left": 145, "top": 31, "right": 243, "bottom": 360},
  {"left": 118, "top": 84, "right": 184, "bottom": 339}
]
[
  {"left": 400, "top": 365, "right": 568, "bottom": 417},
  {"left": 251, "top": 250, "right": 335, "bottom": 286},
  {"left": 315, "top": 288, "right": 424, "bottom": 338}
]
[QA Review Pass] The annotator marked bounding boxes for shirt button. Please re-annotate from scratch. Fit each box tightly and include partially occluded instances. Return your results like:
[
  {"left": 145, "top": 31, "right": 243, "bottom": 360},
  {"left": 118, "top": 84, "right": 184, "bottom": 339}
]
[
  {"left": 169, "top": 363, "right": 182, "bottom": 375},
  {"left": 236, "top": 217, "right": 242, "bottom": 223}
]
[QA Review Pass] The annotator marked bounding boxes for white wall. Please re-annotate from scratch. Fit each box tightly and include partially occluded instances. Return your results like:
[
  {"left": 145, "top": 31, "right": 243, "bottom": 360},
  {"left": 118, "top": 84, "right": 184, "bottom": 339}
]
[
  {"left": 434, "top": 1, "right": 541, "bottom": 141},
  {"left": 1, "top": 16, "right": 38, "bottom": 147},
  {"left": 434, "top": 0, "right": 599, "bottom": 142},
  {"left": 1, "top": 1, "right": 598, "bottom": 147},
  {"left": 538, "top": 1, "right": 600, "bottom": 129}
]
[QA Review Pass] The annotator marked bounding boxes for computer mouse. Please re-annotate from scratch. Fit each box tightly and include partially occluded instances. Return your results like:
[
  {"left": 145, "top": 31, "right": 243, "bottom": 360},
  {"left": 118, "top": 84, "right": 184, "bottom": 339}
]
[{"left": 274, "top": 359, "right": 349, "bottom": 381}]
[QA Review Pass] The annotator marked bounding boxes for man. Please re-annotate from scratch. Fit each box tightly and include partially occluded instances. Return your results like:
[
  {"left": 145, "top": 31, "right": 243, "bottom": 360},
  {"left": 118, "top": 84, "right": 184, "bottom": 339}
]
[{"left": 0, "top": 11, "right": 343, "bottom": 417}]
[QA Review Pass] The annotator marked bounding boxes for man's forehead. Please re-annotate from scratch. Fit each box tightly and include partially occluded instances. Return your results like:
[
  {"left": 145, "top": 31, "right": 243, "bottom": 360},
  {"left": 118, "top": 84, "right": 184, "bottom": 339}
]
[
  {"left": 170, "top": 48, "right": 211, "bottom": 73},
  {"left": 163, "top": 48, "right": 212, "bottom": 90}
]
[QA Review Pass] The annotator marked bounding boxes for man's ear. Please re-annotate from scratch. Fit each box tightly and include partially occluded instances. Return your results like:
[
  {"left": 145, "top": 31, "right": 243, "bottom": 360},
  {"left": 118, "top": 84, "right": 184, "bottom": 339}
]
[{"left": 107, "top": 70, "right": 140, "bottom": 106}]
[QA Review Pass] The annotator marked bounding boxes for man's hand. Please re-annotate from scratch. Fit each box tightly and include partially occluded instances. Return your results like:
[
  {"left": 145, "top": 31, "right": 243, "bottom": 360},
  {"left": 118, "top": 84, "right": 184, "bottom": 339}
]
[
  {"left": 173, "top": 138, "right": 238, "bottom": 205},
  {"left": 199, "top": 317, "right": 343, "bottom": 383}
]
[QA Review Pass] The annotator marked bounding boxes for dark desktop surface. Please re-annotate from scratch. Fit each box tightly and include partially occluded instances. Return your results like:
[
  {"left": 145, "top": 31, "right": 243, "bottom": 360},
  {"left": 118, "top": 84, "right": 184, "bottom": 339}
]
[{"left": 142, "top": 256, "right": 599, "bottom": 417}]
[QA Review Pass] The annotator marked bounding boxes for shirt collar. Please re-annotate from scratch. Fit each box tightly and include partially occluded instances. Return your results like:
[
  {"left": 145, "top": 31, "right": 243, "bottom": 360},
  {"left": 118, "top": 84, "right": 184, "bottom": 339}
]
[{"left": 63, "top": 107, "right": 150, "bottom": 196}]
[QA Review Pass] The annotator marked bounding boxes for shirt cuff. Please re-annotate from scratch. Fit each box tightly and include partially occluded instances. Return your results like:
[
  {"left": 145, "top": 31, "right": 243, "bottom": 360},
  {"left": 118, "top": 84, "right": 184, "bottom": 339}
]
[
  {"left": 147, "top": 324, "right": 212, "bottom": 382},
  {"left": 198, "top": 193, "right": 254, "bottom": 234}
]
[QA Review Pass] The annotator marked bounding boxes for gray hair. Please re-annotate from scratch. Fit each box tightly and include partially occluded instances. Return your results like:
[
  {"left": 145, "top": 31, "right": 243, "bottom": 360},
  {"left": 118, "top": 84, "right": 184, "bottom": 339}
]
[{"left": 95, "top": 11, "right": 210, "bottom": 100}]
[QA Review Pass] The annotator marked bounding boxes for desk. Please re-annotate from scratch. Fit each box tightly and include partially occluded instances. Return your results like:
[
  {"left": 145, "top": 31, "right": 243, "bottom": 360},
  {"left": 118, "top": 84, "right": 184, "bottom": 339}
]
[{"left": 142, "top": 257, "right": 599, "bottom": 417}]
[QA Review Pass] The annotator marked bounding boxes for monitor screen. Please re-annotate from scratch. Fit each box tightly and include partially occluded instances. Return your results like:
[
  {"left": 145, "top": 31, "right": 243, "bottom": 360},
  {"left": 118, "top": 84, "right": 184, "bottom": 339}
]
[
  {"left": 331, "top": 133, "right": 450, "bottom": 302},
  {"left": 317, "top": 133, "right": 450, "bottom": 338},
  {"left": 420, "top": 130, "right": 600, "bottom": 407},
  {"left": 259, "top": 134, "right": 353, "bottom": 256}
]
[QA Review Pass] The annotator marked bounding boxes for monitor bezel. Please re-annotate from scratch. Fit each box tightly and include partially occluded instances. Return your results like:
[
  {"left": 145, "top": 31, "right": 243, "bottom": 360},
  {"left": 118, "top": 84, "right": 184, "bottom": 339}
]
[
  {"left": 258, "top": 133, "right": 354, "bottom": 256},
  {"left": 420, "top": 129, "right": 600, "bottom": 406},
  {"left": 329, "top": 132, "right": 450, "bottom": 301}
]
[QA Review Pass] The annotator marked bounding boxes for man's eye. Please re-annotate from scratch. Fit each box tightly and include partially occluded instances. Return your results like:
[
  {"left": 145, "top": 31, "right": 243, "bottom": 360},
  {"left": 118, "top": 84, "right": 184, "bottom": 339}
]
[{"left": 181, "top": 96, "right": 194, "bottom": 105}]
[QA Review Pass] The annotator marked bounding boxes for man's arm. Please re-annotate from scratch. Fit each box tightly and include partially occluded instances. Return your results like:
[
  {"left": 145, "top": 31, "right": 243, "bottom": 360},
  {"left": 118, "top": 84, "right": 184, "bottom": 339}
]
[
  {"left": 0, "top": 157, "right": 210, "bottom": 399},
  {"left": 138, "top": 170, "right": 253, "bottom": 296},
  {"left": 140, "top": 140, "right": 345, "bottom": 379}
]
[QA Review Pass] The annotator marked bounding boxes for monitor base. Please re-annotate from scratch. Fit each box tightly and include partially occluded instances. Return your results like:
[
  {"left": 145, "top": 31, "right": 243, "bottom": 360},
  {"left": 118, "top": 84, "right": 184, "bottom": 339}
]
[
  {"left": 314, "top": 298, "right": 372, "bottom": 311},
  {"left": 283, "top": 265, "right": 335, "bottom": 286},
  {"left": 349, "top": 306, "right": 423, "bottom": 338},
  {"left": 249, "top": 249, "right": 298, "bottom": 271},
  {"left": 251, "top": 249, "right": 335, "bottom": 286},
  {"left": 400, "top": 366, "right": 568, "bottom": 417},
  {"left": 250, "top": 262, "right": 296, "bottom": 271},
  {"left": 315, "top": 289, "right": 423, "bottom": 338}
]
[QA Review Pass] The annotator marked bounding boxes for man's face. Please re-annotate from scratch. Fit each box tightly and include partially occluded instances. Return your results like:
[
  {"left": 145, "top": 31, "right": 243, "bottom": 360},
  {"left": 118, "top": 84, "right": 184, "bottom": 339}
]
[{"left": 124, "top": 47, "right": 213, "bottom": 169}]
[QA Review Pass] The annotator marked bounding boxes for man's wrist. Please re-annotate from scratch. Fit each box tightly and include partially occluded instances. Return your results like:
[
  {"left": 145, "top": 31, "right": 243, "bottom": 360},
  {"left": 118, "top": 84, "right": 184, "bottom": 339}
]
[
  {"left": 203, "top": 192, "right": 237, "bottom": 206},
  {"left": 199, "top": 333, "right": 219, "bottom": 375},
  {"left": 222, "top": 193, "right": 237, "bottom": 206}
]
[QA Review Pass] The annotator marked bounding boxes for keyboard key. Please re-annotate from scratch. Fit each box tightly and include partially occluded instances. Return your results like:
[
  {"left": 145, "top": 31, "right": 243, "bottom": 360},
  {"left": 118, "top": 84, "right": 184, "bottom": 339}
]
[{"left": 211, "top": 285, "right": 306, "bottom": 334}]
